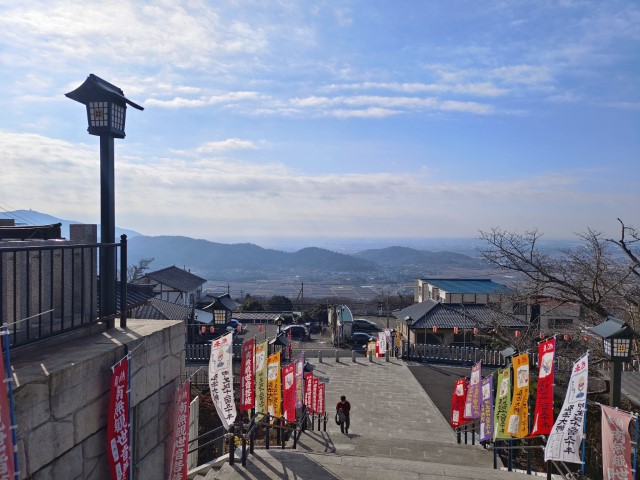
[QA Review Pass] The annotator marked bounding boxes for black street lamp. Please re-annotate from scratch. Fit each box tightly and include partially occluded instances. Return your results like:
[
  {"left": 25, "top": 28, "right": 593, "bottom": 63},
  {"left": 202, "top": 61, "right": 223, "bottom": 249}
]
[
  {"left": 276, "top": 316, "right": 283, "bottom": 334},
  {"left": 589, "top": 316, "right": 638, "bottom": 407},
  {"left": 66, "top": 74, "right": 143, "bottom": 328},
  {"left": 404, "top": 315, "right": 412, "bottom": 359}
]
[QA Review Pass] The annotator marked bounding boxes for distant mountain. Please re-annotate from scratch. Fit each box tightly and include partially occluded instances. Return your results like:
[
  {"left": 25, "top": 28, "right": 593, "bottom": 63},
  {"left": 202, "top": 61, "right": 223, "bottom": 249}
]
[
  {"left": 354, "top": 246, "right": 484, "bottom": 270},
  {"left": 0, "top": 210, "right": 142, "bottom": 240},
  {"left": 127, "top": 236, "right": 377, "bottom": 279}
]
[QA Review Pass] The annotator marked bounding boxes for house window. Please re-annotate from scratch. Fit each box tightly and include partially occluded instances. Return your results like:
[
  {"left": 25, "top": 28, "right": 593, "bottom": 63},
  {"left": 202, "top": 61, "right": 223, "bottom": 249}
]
[
  {"left": 432, "top": 288, "right": 439, "bottom": 300},
  {"left": 548, "top": 318, "right": 573, "bottom": 328},
  {"left": 513, "top": 303, "right": 527, "bottom": 316}
]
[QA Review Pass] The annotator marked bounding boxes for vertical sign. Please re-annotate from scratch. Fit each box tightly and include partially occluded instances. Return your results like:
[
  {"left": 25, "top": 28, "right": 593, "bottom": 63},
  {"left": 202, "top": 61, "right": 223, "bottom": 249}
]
[
  {"left": 108, "top": 358, "right": 130, "bottom": 480},
  {"left": 318, "top": 383, "right": 325, "bottom": 416},
  {"left": 0, "top": 341, "right": 16, "bottom": 479},
  {"left": 545, "top": 353, "right": 589, "bottom": 464},
  {"left": 240, "top": 339, "right": 255, "bottom": 411},
  {"left": 168, "top": 381, "right": 190, "bottom": 480},
  {"left": 208, "top": 332, "right": 236, "bottom": 430},
  {"left": 312, "top": 377, "right": 319, "bottom": 414},
  {"left": 479, "top": 375, "right": 494, "bottom": 443},
  {"left": 450, "top": 378, "right": 468, "bottom": 428},
  {"left": 254, "top": 341, "right": 268, "bottom": 418},
  {"left": 601, "top": 405, "right": 634, "bottom": 480},
  {"left": 493, "top": 366, "right": 512, "bottom": 441},
  {"left": 531, "top": 338, "right": 556, "bottom": 436},
  {"left": 266, "top": 352, "right": 282, "bottom": 420},
  {"left": 378, "top": 331, "right": 387, "bottom": 357},
  {"left": 304, "top": 372, "right": 314, "bottom": 413},
  {"left": 295, "top": 354, "right": 305, "bottom": 409},
  {"left": 505, "top": 353, "right": 529, "bottom": 438},
  {"left": 282, "top": 362, "right": 296, "bottom": 422},
  {"left": 464, "top": 361, "right": 482, "bottom": 419}
]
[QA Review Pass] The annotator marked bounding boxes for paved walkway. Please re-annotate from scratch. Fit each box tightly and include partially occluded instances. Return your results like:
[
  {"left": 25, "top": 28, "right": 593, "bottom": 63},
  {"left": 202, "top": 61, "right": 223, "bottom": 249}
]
[{"left": 194, "top": 356, "right": 530, "bottom": 479}]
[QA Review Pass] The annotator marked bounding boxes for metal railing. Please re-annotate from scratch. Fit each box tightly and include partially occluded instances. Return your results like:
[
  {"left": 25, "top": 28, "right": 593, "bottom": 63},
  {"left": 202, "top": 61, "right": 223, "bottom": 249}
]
[{"left": 0, "top": 237, "right": 127, "bottom": 349}]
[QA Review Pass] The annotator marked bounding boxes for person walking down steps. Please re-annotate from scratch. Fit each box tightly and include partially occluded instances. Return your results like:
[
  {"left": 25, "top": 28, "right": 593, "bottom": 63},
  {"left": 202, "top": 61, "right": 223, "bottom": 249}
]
[{"left": 336, "top": 395, "right": 351, "bottom": 434}]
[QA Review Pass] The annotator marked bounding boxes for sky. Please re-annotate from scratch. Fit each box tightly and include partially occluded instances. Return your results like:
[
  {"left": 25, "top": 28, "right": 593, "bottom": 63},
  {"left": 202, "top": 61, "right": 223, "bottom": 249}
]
[{"left": 1, "top": 1, "right": 638, "bottom": 248}]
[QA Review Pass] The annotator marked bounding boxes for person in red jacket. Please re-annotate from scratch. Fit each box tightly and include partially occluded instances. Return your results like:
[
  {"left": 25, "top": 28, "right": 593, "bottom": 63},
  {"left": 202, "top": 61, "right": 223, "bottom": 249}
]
[{"left": 336, "top": 395, "right": 351, "bottom": 434}]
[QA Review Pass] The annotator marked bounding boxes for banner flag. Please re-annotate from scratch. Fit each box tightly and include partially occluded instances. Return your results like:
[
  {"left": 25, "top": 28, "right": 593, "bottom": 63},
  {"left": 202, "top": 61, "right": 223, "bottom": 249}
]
[
  {"left": 208, "top": 332, "right": 236, "bottom": 430},
  {"left": 168, "top": 381, "right": 190, "bottom": 480},
  {"left": 531, "top": 338, "right": 556, "bottom": 436},
  {"left": 108, "top": 357, "right": 130, "bottom": 480},
  {"left": 266, "top": 352, "right": 282, "bottom": 420},
  {"left": 318, "top": 382, "right": 326, "bottom": 415},
  {"left": 505, "top": 353, "right": 530, "bottom": 438},
  {"left": 479, "top": 375, "right": 494, "bottom": 442},
  {"left": 312, "top": 377, "right": 320, "bottom": 414},
  {"left": 304, "top": 372, "right": 314, "bottom": 413},
  {"left": 0, "top": 342, "right": 16, "bottom": 480},
  {"left": 240, "top": 339, "right": 255, "bottom": 411},
  {"left": 601, "top": 405, "right": 634, "bottom": 480},
  {"left": 295, "top": 355, "right": 304, "bottom": 409},
  {"left": 450, "top": 378, "right": 468, "bottom": 428},
  {"left": 378, "top": 331, "right": 387, "bottom": 357},
  {"left": 282, "top": 362, "right": 296, "bottom": 422},
  {"left": 464, "top": 361, "right": 482, "bottom": 419},
  {"left": 493, "top": 366, "right": 512, "bottom": 441},
  {"left": 544, "top": 352, "right": 589, "bottom": 464},
  {"left": 254, "top": 341, "right": 268, "bottom": 418}
]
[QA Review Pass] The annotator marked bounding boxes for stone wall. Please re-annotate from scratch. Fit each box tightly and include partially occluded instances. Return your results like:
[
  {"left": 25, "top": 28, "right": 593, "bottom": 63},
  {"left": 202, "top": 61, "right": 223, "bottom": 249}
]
[{"left": 11, "top": 319, "right": 185, "bottom": 479}]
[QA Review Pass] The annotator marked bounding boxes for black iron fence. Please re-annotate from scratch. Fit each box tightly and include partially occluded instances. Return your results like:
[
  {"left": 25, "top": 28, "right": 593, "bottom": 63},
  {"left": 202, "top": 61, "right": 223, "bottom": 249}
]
[{"left": 0, "top": 239, "right": 126, "bottom": 349}]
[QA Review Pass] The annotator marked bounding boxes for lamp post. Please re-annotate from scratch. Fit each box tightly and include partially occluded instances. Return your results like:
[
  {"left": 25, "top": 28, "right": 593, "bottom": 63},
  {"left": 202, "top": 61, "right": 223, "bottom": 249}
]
[
  {"left": 66, "top": 74, "right": 143, "bottom": 327},
  {"left": 589, "top": 316, "right": 637, "bottom": 407},
  {"left": 404, "top": 315, "right": 412, "bottom": 360},
  {"left": 276, "top": 316, "right": 283, "bottom": 334}
]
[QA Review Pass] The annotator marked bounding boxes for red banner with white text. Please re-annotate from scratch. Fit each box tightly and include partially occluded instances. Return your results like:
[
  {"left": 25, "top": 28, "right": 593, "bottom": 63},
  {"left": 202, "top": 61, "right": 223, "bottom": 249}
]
[
  {"left": 108, "top": 358, "right": 130, "bottom": 480},
  {"left": 304, "top": 372, "right": 314, "bottom": 413},
  {"left": 531, "top": 338, "right": 555, "bottom": 436},
  {"left": 240, "top": 339, "right": 255, "bottom": 411},
  {"left": 601, "top": 405, "right": 634, "bottom": 480},
  {"left": 450, "top": 378, "right": 468, "bottom": 428},
  {"left": 317, "top": 382, "right": 325, "bottom": 415},
  {"left": 168, "top": 381, "right": 191, "bottom": 480},
  {"left": 282, "top": 362, "right": 296, "bottom": 422}
]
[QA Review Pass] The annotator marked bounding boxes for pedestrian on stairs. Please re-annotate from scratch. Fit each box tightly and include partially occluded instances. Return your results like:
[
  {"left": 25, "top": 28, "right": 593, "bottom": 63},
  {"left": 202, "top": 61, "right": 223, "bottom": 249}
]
[{"left": 336, "top": 395, "right": 351, "bottom": 434}]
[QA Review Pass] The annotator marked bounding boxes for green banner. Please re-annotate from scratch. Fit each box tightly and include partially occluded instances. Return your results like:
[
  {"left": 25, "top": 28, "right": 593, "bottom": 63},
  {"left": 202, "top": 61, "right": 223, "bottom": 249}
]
[
  {"left": 254, "top": 340, "right": 268, "bottom": 419},
  {"left": 493, "top": 366, "right": 512, "bottom": 440}
]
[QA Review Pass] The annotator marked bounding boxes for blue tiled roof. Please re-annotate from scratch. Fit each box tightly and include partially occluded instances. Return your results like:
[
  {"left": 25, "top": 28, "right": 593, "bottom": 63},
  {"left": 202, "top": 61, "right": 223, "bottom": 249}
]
[{"left": 421, "top": 278, "right": 512, "bottom": 294}]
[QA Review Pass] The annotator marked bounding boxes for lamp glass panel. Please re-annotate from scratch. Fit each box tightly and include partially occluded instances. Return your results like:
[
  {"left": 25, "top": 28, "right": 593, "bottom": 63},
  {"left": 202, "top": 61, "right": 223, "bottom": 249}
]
[
  {"left": 88, "top": 102, "right": 109, "bottom": 127},
  {"left": 603, "top": 339, "right": 612, "bottom": 356},
  {"left": 214, "top": 310, "right": 225, "bottom": 323},
  {"left": 111, "top": 104, "right": 125, "bottom": 131},
  {"left": 613, "top": 338, "right": 630, "bottom": 357}
]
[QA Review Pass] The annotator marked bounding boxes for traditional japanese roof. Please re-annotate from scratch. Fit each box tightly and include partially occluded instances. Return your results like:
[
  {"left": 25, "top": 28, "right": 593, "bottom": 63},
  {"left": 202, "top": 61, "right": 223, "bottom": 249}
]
[
  {"left": 420, "top": 278, "right": 512, "bottom": 295},
  {"left": 131, "top": 298, "right": 192, "bottom": 321},
  {"left": 142, "top": 265, "right": 206, "bottom": 293},
  {"left": 232, "top": 312, "right": 282, "bottom": 323},
  {"left": 395, "top": 301, "right": 528, "bottom": 329},
  {"left": 203, "top": 293, "right": 240, "bottom": 312}
]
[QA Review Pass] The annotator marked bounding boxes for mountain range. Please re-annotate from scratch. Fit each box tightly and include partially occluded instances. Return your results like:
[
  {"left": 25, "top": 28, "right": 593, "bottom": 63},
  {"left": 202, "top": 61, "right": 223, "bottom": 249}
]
[{"left": 0, "top": 210, "right": 489, "bottom": 282}]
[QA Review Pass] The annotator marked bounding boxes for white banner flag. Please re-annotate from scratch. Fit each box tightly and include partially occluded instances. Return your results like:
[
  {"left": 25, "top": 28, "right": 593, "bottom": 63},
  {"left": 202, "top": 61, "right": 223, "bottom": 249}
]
[
  {"left": 544, "top": 352, "right": 589, "bottom": 464},
  {"left": 378, "top": 331, "right": 387, "bottom": 355},
  {"left": 208, "top": 332, "right": 237, "bottom": 430}
]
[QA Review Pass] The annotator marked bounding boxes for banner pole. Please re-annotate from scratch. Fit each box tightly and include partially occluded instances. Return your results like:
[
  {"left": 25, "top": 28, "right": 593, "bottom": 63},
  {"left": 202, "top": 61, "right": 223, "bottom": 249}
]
[
  {"left": 634, "top": 414, "right": 638, "bottom": 480},
  {"left": 2, "top": 328, "right": 19, "bottom": 480},
  {"left": 127, "top": 349, "right": 133, "bottom": 480},
  {"left": 580, "top": 375, "right": 588, "bottom": 477}
]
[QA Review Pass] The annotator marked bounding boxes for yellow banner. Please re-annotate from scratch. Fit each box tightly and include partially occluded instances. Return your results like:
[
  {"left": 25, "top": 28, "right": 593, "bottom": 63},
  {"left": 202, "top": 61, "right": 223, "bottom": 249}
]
[
  {"left": 504, "top": 353, "right": 530, "bottom": 438},
  {"left": 267, "top": 352, "right": 282, "bottom": 421},
  {"left": 254, "top": 341, "right": 268, "bottom": 419}
]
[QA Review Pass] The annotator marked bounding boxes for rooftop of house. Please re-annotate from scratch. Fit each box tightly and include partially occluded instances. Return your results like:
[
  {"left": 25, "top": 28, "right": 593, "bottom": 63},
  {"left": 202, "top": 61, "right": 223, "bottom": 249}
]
[
  {"left": 420, "top": 278, "right": 512, "bottom": 295},
  {"left": 131, "top": 297, "right": 192, "bottom": 321},
  {"left": 140, "top": 265, "right": 206, "bottom": 292}
]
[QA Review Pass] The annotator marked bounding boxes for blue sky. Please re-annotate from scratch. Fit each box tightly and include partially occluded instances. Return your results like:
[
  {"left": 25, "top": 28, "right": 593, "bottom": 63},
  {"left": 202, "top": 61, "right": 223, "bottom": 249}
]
[{"left": 0, "top": 1, "right": 638, "bottom": 247}]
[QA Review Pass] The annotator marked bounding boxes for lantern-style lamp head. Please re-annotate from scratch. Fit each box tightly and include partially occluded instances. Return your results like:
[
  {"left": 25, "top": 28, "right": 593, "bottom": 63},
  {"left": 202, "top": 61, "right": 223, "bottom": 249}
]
[
  {"left": 404, "top": 315, "right": 412, "bottom": 328},
  {"left": 65, "top": 74, "right": 143, "bottom": 139},
  {"left": 589, "top": 316, "right": 637, "bottom": 362},
  {"left": 276, "top": 316, "right": 283, "bottom": 327}
]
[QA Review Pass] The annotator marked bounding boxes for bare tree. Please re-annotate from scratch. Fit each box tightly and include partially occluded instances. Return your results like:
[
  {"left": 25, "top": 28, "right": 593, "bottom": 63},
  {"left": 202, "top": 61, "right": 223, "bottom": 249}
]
[{"left": 127, "top": 257, "right": 155, "bottom": 283}]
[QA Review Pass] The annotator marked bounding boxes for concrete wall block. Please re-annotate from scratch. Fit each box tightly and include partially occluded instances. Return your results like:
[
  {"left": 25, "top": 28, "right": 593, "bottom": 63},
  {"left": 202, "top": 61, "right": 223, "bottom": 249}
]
[
  {"left": 73, "top": 395, "right": 109, "bottom": 444},
  {"left": 82, "top": 430, "right": 109, "bottom": 480},
  {"left": 25, "top": 419, "right": 75, "bottom": 475},
  {"left": 38, "top": 443, "right": 84, "bottom": 480},
  {"left": 157, "top": 380, "right": 178, "bottom": 441},
  {"left": 134, "top": 441, "right": 166, "bottom": 480},
  {"left": 160, "top": 354, "right": 182, "bottom": 387},
  {"left": 135, "top": 405, "right": 159, "bottom": 460},
  {"left": 170, "top": 324, "right": 186, "bottom": 355},
  {"left": 50, "top": 379, "right": 88, "bottom": 420},
  {"left": 145, "top": 329, "right": 165, "bottom": 365},
  {"left": 17, "top": 439, "right": 26, "bottom": 480},
  {"left": 132, "top": 360, "right": 160, "bottom": 407},
  {"left": 14, "top": 381, "right": 50, "bottom": 432},
  {"left": 137, "top": 391, "right": 159, "bottom": 430}
]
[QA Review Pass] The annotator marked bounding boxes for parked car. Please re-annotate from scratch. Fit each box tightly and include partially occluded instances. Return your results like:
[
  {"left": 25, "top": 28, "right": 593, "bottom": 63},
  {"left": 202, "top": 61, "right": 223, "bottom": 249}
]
[
  {"left": 227, "top": 319, "right": 247, "bottom": 334},
  {"left": 280, "top": 324, "right": 310, "bottom": 341},
  {"left": 352, "top": 319, "right": 379, "bottom": 333},
  {"left": 350, "top": 332, "right": 376, "bottom": 350},
  {"left": 305, "top": 321, "right": 322, "bottom": 334}
]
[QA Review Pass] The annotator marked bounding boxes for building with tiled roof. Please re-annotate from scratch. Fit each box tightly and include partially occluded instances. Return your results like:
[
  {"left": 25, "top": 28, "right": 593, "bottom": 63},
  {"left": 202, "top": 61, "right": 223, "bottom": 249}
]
[
  {"left": 415, "top": 278, "right": 513, "bottom": 304},
  {"left": 135, "top": 265, "right": 206, "bottom": 306}
]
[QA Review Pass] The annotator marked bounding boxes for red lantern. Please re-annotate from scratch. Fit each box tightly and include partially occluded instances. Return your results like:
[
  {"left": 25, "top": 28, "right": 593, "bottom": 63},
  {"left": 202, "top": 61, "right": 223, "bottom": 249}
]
[
  {"left": 432, "top": 326, "right": 438, "bottom": 333},
  {"left": 200, "top": 326, "right": 206, "bottom": 334},
  {"left": 237, "top": 325, "right": 242, "bottom": 333},
  {"left": 259, "top": 324, "right": 263, "bottom": 333},
  {"left": 453, "top": 327, "right": 459, "bottom": 335},
  {"left": 473, "top": 327, "right": 478, "bottom": 336},
  {"left": 515, "top": 330, "right": 521, "bottom": 338},
  {"left": 210, "top": 326, "right": 215, "bottom": 334}
]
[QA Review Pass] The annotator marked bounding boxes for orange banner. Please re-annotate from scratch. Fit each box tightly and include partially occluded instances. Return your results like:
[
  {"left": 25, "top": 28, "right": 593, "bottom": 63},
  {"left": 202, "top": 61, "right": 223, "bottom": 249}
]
[{"left": 504, "top": 353, "right": 529, "bottom": 438}]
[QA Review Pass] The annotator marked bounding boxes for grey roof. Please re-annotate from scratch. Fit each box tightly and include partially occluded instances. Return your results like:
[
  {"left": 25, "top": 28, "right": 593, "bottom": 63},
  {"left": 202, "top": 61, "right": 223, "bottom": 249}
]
[
  {"left": 131, "top": 298, "right": 191, "bottom": 321},
  {"left": 420, "top": 278, "right": 512, "bottom": 295},
  {"left": 203, "top": 294, "right": 240, "bottom": 312},
  {"left": 395, "top": 301, "right": 529, "bottom": 329},
  {"left": 233, "top": 312, "right": 282, "bottom": 322},
  {"left": 143, "top": 266, "right": 206, "bottom": 293}
]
